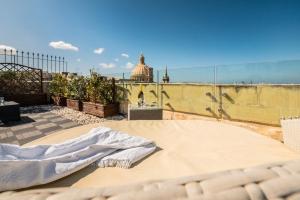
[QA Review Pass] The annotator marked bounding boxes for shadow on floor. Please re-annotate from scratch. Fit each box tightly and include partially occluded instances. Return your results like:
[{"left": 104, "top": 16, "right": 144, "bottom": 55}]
[
  {"left": 20, "top": 106, "right": 54, "bottom": 114},
  {"left": 131, "top": 146, "right": 162, "bottom": 168},
  {"left": 0, "top": 116, "right": 36, "bottom": 127}
]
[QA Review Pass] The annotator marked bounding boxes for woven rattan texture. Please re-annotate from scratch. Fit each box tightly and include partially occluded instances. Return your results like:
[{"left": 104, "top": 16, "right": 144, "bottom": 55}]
[{"left": 1, "top": 160, "right": 300, "bottom": 200}]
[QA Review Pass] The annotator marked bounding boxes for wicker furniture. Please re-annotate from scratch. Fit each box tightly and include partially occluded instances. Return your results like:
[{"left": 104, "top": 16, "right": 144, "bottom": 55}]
[
  {"left": 0, "top": 101, "right": 20, "bottom": 122},
  {"left": 1, "top": 159, "right": 300, "bottom": 200},
  {"left": 128, "top": 105, "right": 163, "bottom": 120}
]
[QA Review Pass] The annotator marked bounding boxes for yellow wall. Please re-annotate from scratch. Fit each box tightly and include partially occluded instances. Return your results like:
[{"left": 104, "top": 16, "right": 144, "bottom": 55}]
[{"left": 124, "top": 83, "right": 300, "bottom": 126}]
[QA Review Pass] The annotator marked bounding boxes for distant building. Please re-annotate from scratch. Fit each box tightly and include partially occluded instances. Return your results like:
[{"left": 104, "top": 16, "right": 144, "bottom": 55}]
[
  {"left": 131, "top": 54, "right": 153, "bottom": 82},
  {"left": 162, "top": 66, "right": 170, "bottom": 83}
]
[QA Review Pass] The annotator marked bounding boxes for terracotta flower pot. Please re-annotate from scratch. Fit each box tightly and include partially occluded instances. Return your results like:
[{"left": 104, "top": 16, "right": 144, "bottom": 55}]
[
  {"left": 82, "top": 102, "right": 119, "bottom": 117},
  {"left": 51, "top": 96, "right": 67, "bottom": 106},
  {"left": 66, "top": 99, "right": 83, "bottom": 111}
]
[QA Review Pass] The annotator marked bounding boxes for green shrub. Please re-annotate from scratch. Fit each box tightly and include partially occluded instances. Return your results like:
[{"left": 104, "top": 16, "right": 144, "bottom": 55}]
[
  {"left": 86, "top": 70, "right": 115, "bottom": 105},
  {"left": 0, "top": 71, "right": 17, "bottom": 80},
  {"left": 66, "top": 75, "right": 86, "bottom": 100},
  {"left": 49, "top": 74, "right": 68, "bottom": 97}
]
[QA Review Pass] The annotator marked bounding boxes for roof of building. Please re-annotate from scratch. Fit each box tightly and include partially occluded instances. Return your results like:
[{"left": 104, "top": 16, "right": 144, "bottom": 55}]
[{"left": 131, "top": 54, "right": 151, "bottom": 77}]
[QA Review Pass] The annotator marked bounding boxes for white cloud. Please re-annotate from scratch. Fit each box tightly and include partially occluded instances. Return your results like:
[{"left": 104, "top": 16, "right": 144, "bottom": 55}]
[
  {"left": 76, "top": 58, "right": 81, "bottom": 62},
  {"left": 99, "top": 62, "right": 116, "bottom": 69},
  {"left": 125, "top": 62, "right": 134, "bottom": 69},
  {"left": 94, "top": 48, "right": 105, "bottom": 55},
  {"left": 49, "top": 41, "right": 79, "bottom": 51},
  {"left": 121, "top": 53, "right": 129, "bottom": 58},
  {"left": 0, "top": 44, "right": 16, "bottom": 54},
  {"left": 114, "top": 58, "right": 119, "bottom": 62}
]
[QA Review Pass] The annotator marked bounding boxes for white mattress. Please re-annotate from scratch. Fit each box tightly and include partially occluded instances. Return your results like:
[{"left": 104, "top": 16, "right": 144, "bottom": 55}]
[{"left": 25, "top": 120, "right": 300, "bottom": 189}]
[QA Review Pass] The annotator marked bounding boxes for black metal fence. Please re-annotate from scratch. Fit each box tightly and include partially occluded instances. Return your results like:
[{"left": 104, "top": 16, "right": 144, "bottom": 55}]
[{"left": 0, "top": 49, "right": 68, "bottom": 73}]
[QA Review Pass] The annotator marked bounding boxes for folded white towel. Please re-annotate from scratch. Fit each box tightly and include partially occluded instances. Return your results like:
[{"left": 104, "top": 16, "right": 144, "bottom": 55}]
[{"left": 0, "top": 126, "right": 156, "bottom": 191}]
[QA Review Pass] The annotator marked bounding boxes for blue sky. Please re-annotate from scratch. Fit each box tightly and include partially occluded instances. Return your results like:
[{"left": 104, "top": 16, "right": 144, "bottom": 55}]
[{"left": 1, "top": 0, "right": 300, "bottom": 81}]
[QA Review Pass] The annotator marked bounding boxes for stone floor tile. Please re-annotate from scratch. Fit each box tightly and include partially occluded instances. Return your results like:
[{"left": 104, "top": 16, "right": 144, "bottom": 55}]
[
  {"left": 0, "top": 133, "right": 7, "bottom": 139},
  {"left": 19, "top": 135, "right": 45, "bottom": 145},
  {"left": 1, "top": 131, "right": 14, "bottom": 139},
  {"left": 40, "top": 114, "right": 57, "bottom": 118},
  {"left": 0, "top": 136, "right": 18, "bottom": 144},
  {"left": 32, "top": 120, "right": 50, "bottom": 127},
  {"left": 10, "top": 140, "right": 20, "bottom": 145},
  {"left": 1, "top": 107, "right": 82, "bottom": 145},
  {"left": 55, "top": 119, "right": 74, "bottom": 125},
  {"left": 41, "top": 126, "right": 62, "bottom": 135},
  {"left": 10, "top": 123, "right": 34, "bottom": 131},
  {"left": 59, "top": 121, "right": 78, "bottom": 129},
  {"left": 6, "top": 131, "right": 14, "bottom": 138},
  {"left": 33, "top": 118, "right": 48, "bottom": 123},
  {"left": 16, "top": 134, "right": 24, "bottom": 140},
  {"left": 50, "top": 117, "right": 68, "bottom": 123},
  {"left": 21, "top": 130, "right": 43, "bottom": 139},
  {"left": 27, "top": 114, "right": 41, "bottom": 119},
  {"left": 13, "top": 127, "right": 37, "bottom": 135},
  {"left": 36, "top": 123, "right": 57, "bottom": 130}
]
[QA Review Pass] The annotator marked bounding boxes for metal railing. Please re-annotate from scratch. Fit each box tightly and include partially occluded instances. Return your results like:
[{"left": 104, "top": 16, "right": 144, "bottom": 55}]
[{"left": 0, "top": 49, "right": 68, "bottom": 73}]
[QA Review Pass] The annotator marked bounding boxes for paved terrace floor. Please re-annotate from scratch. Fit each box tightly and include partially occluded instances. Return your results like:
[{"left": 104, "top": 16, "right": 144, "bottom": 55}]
[
  {"left": 0, "top": 105, "right": 126, "bottom": 145},
  {"left": 0, "top": 109, "right": 79, "bottom": 145}
]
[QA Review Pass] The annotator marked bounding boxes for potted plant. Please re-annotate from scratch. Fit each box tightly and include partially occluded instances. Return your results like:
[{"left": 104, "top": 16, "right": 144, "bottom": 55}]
[
  {"left": 49, "top": 74, "right": 68, "bottom": 106},
  {"left": 82, "top": 70, "right": 119, "bottom": 117},
  {"left": 66, "top": 75, "right": 86, "bottom": 111}
]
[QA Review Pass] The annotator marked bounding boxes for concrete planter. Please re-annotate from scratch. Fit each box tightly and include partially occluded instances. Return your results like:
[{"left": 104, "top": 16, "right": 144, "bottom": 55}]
[
  {"left": 119, "top": 100, "right": 129, "bottom": 114},
  {"left": 128, "top": 105, "right": 163, "bottom": 120},
  {"left": 66, "top": 99, "right": 83, "bottom": 111},
  {"left": 51, "top": 96, "right": 67, "bottom": 106},
  {"left": 82, "top": 102, "right": 119, "bottom": 117}
]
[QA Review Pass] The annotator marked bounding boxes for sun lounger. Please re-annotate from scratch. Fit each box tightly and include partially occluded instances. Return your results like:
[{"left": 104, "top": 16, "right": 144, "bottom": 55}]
[
  {"left": 1, "top": 159, "right": 300, "bottom": 200},
  {"left": 21, "top": 120, "right": 300, "bottom": 189}
]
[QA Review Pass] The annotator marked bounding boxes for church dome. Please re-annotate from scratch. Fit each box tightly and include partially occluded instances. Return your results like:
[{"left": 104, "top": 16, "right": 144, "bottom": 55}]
[
  {"left": 131, "top": 54, "right": 150, "bottom": 77},
  {"left": 130, "top": 54, "right": 153, "bottom": 82},
  {"left": 132, "top": 64, "right": 150, "bottom": 76}
]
